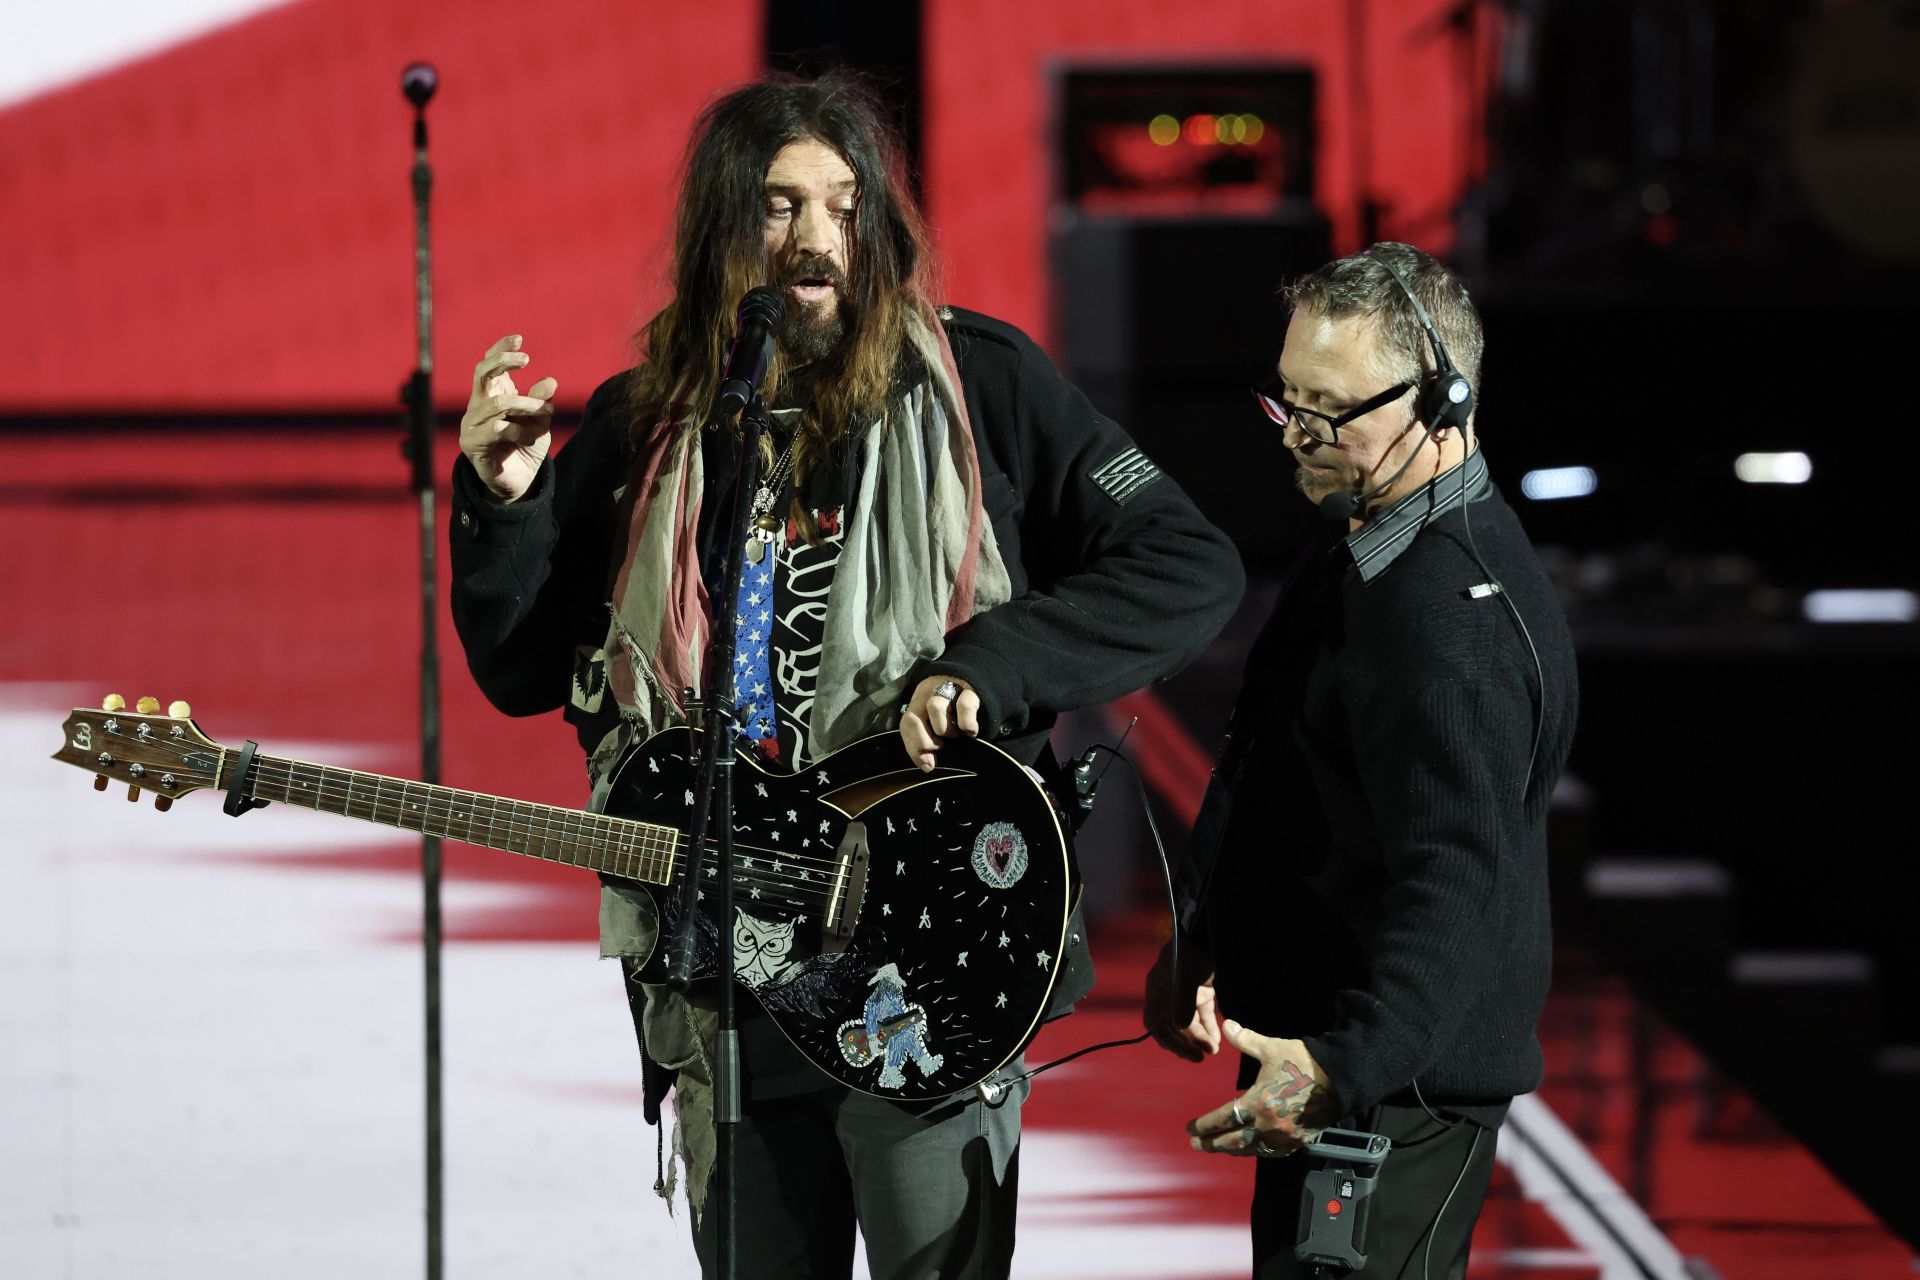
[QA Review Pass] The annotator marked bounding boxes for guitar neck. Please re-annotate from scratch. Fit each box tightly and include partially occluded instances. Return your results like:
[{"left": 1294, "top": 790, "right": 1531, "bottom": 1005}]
[{"left": 223, "top": 750, "right": 680, "bottom": 886}]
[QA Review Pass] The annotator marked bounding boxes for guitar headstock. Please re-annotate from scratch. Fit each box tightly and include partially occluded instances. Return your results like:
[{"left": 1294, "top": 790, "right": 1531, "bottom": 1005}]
[{"left": 52, "top": 695, "right": 224, "bottom": 810}]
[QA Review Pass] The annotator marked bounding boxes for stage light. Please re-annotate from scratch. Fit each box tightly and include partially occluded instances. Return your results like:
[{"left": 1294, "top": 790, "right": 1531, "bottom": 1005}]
[
  {"left": 1241, "top": 114, "right": 1265, "bottom": 144},
  {"left": 1148, "top": 114, "right": 1180, "bottom": 146},
  {"left": 1218, "top": 114, "right": 1243, "bottom": 144},
  {"left": 1520, "top": 466, "right": 1598, "bottom": 501},
  {"left": 1802, "top": 589, "right": 1918, "bottom": 624},
  {"left": 1184, "top": 114, "right": 1216, "bottom": 146},
  {"left": 1734, "top": 451, "right": 1812, "bottom": 484}
]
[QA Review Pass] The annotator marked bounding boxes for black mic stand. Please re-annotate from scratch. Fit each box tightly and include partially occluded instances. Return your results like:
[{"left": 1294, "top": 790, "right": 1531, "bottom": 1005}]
[
  {"left": 397, "top": 59, "right": 446, "bottom": 1280},
  {"left": 663, "top": 392, "right": 769, "bottom": 1280}
]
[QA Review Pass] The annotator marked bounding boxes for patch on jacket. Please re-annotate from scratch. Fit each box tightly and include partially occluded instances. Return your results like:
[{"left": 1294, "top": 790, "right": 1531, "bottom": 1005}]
[
  {"left": 1089, "top": 446, "right": 1163, "bottom": 506},
  {"left": 571, "top": 645, "right": 608, "bottom": 714}
]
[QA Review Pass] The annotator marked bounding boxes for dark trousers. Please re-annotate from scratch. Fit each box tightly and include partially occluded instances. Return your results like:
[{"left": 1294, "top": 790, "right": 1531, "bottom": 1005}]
[
  {"left": 1252, "top": 1102, "right": 1498, "bottom": 1279},
  {"left": 689, "top": 1079, "right": 1024, "bottom": 1280}
]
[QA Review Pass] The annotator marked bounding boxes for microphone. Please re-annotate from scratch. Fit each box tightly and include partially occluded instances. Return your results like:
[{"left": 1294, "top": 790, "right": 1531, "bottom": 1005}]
[
  {"left": 401, "top": 62, "right": 437, "bottom": 109},
  {"left": 713, "top": 286, "right": 786, "bottom": 419},
  {"left": 1316, "top": 421, "right": 1441, "bottom": 529},
  {"left": 1318, "top": 490, "right": 1358, "bottom": 527}
]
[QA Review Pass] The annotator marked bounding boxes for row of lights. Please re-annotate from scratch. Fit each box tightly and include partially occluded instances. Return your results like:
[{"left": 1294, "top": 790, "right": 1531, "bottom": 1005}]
[
  {"left": 1520, "top": 452, "right": 1814, "bottom": 503},
  {"left": 1516, "top": 454, "right": 1912, "bottom": 623},
  {"left": 1146, "top": 113, "right": 1267, "bottom": 147}
]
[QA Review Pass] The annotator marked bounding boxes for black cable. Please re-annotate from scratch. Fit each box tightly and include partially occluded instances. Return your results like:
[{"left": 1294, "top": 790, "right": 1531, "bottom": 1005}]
[
  {"left": 977, "top": 741, "right": 1178, "bottom": 1105},
  {"left": 1456, "top": 450, "right": 1545, "bottom": 793},
  {"left": 1410, "top": 1078, "right": 1462, "bottom": 1131},
  {"left": 1422, "top": 1125, "right": 1483, "bottom": 1280},
  {"left": 1393, "top": 450, "right": 1539, "bottom": 1280}
]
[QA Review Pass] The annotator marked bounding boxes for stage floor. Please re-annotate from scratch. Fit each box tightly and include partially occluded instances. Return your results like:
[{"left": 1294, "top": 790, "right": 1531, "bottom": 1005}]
[{"left": 4, "top": 429, "right": 1910, "bottom": 1278}]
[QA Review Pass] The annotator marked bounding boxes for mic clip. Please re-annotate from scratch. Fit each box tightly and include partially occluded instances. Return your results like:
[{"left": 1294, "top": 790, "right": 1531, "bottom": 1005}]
[{"left": 1067, "top": 746, "right": 1100, "bottom": 832}]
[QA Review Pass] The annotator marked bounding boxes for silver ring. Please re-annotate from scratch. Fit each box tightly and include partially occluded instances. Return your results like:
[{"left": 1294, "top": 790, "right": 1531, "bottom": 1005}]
[
  {"left": 932, "top": 679, "right": 961, "bottom": 703},
  {"left": 1229, "top": 1099, "right": 1249, "bottom": 1126}
]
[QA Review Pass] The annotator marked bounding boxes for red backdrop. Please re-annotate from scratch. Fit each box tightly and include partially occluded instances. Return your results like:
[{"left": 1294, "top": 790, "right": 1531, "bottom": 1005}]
[
  {"left": 0, "top": 0, "right": 758, "bottom": 412},
  {"left": 1, "top": 0, "right": 1490, "bottom": 411}
]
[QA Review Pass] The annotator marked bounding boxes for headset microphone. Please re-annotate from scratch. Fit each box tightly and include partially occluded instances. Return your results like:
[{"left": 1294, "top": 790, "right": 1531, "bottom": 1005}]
[
  {"left": 1311, "top": 248, "right": 1477, "bottom": 531},
  {"left": 1317, "top": 417, "right": 1442, "bottom": 529}
]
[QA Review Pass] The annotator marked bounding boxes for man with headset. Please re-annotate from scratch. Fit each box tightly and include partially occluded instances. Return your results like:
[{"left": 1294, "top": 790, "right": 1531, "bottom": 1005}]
[{"left": 1144, "top": 242, "right": 1578, "bottom": 1277}]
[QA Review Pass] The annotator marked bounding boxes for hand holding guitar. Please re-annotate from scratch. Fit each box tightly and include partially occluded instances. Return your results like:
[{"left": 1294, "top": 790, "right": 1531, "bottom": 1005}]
[
  {"left": 899, "top": 674, "right": 981, "bottom": 773},
  {"left": 460, "top": 334, "right": 557, "bottom": 502}
]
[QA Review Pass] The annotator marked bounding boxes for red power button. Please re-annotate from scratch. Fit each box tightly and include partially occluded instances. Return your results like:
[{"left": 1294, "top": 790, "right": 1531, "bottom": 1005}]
[{"left": 1325, "top": 1200, "right": 1342, "bottom": 1216}]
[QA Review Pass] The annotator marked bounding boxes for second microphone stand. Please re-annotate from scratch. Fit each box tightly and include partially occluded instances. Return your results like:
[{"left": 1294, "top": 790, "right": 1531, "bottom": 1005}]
[{"left": 663, "top": 393, "right": 769, "bottom": 1280}]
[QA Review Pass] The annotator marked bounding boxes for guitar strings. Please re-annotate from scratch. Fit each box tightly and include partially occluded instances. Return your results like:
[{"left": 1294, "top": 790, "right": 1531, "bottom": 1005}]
[
  {"left": 236, "top": 755, "right": 858, "bottom": 904},
  {"left": 95, "top": 729, "right": 872, "bottom": 906}
]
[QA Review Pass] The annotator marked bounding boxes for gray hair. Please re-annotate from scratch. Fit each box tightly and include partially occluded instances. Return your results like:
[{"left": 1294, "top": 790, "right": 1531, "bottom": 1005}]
[{"left": 1281, "top": 242, "right": 1485, "bottom": 421}]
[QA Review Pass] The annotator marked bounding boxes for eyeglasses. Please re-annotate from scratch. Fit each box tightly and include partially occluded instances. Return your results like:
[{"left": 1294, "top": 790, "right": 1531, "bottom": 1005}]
[{"left": 1250, "top": 379, "right": 1414, "bottom": 445}]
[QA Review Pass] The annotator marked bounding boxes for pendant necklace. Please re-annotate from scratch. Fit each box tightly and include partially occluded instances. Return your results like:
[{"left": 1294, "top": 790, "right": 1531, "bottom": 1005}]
[{"left": 746, "top": 431, "right": 799, "bottom": 565}]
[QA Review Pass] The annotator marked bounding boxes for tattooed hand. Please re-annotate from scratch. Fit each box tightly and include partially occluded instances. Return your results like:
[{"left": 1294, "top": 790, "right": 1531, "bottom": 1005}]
[
  {"left": 1184, "top": 1021, "right": 1339, "bottom": 1158},
  {"left": 1142, "top": 938, "right": 1220, "bottom": 1062}
]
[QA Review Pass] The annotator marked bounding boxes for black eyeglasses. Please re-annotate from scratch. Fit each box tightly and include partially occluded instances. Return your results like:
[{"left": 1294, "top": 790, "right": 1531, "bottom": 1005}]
[{"left": 1250, "top": 379, "right": 1414, "bottom": 445}]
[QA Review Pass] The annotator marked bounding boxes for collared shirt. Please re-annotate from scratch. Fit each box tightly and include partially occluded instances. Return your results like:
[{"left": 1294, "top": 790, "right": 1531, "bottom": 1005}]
[{"left": 1345, "top": 446, "right": 1493, "bottom": 582}]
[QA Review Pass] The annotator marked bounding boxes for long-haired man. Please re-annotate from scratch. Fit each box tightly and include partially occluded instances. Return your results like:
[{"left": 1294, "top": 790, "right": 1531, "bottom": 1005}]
[{"left": 450, "top": 73, "right": 1243, "bottom": 1278}]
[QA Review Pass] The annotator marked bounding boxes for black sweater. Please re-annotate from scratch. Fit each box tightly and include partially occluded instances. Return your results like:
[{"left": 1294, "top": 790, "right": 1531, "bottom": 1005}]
[
  {"left": 1200, "top": 482, "right": 1577, "bottom": 1127},
  {"left": 447, "top": 308, "right": 1245, "bottom": 770}
]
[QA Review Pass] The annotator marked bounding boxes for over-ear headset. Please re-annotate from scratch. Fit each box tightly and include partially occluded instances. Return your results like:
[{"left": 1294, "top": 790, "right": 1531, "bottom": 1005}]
[{"left": 1367, "top": 248, "right": 1474, "bottom": 434}]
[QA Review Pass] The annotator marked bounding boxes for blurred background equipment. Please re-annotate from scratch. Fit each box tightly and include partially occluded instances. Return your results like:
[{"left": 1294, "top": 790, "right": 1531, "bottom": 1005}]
[{"left": 1050, "top": 64, "right": 1332, "bottom": 573}]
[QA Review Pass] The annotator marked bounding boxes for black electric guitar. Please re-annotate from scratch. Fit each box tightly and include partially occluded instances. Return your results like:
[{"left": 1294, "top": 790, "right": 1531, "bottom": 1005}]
[{"left": 52, "top": 701, "right": 1072, "bottom": 1100}]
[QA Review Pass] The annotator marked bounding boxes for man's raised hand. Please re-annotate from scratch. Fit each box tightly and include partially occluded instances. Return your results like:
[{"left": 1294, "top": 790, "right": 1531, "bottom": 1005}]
[{"left": 460, "top": 335, "right": 557, "bottom": 502}]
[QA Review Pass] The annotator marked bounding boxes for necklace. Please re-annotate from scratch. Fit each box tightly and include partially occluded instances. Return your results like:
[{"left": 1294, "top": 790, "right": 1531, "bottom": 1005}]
[{"left": 746, "top": 432, "right": 799, "bottom": 565}]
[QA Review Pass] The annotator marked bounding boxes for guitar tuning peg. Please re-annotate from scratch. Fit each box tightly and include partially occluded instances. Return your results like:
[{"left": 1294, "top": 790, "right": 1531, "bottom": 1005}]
[
  {"left": 93, "top": 776, "right": 109, "bottom": 792},
  {"left": 154, "top": 795, "right": 173, "bottom": 813},
  {"left": 126, "top": 785, "right": 142, "bottom": 802},
  {"left": 102, "top": 694, "right": 126, "bottom": 712},
  {"left": 136, "top": 696, "right": 160, "bottom": 715},
  {"left": 168, "top": 700, "right": 192, "bottom": 719}
]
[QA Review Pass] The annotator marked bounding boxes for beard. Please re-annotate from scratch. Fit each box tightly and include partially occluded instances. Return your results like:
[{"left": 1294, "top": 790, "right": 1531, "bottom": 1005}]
[
  {"left": 780, "top": 297, "right": 847, "bottom": 363},
  {"left": 776, "top": 253, "right": 851, "bottom": 364},
  {"left": 1293, "top": 458, "right": 1345, "bottom": 501}
]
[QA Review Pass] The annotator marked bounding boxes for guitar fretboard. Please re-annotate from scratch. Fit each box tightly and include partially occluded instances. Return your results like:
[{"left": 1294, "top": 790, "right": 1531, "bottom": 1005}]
[{"left": 221, "top": 751, "right": 681, "bottom": 885}]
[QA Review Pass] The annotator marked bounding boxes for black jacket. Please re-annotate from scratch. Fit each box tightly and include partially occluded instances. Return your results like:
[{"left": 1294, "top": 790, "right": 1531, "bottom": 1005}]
[
  {"left": 447, "top": 307, "right": 1246, "bottom": 1021},
  {"left": 1198, "top": 481, "right": 1577, "bottom": 1127}
]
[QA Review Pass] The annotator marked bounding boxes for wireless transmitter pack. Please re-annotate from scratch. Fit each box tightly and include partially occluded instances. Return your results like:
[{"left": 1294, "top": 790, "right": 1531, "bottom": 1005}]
[{"left": 1294, "top": 1127, "right": 1392, "bottom": 1274}]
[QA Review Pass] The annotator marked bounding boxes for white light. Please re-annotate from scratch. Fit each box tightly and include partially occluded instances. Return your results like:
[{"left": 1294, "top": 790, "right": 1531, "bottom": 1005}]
[
  {"left": 1802, "top": 589, "right": 1919, "bottom": 624},
  {"left": 5, "top": 3, "right": 299, "bottom": 108},
  {"left": 1735, "top": 452, "right": 1813, "bottom": 484},
  {"left": 1520, "top": 466, "right": 1597, "bottom": 501}
]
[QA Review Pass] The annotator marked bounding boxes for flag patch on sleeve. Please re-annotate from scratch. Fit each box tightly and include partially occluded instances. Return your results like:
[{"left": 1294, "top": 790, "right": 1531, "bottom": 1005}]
[{"left": 1089, "top": 447, "right": 1163, "bottom": 506}]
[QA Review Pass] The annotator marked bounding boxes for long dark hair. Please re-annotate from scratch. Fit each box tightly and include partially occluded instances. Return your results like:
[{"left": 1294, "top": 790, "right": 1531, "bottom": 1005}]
[{"left": 629, "top": 72, "right": 939, "bottom": 457}]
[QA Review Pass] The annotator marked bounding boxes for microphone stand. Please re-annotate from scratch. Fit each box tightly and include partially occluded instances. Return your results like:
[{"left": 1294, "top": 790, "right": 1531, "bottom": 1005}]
[
  {"left": 398, "top": 60, "right": 445, "bottom": 1280},
  {"left": 664, "top": 393, "right": 768, "bottom": 1280}
]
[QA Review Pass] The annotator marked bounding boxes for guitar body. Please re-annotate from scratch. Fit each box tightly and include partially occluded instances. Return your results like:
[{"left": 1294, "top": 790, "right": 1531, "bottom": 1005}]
[{"left": 610, "top": 728, "right": 1071, "bottom": 1100}]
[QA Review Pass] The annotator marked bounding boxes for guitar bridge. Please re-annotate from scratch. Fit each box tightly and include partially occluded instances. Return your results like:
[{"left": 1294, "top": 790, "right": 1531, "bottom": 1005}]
[{"left": 821, "top": 820, "right": 869, "bottom": 954}]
